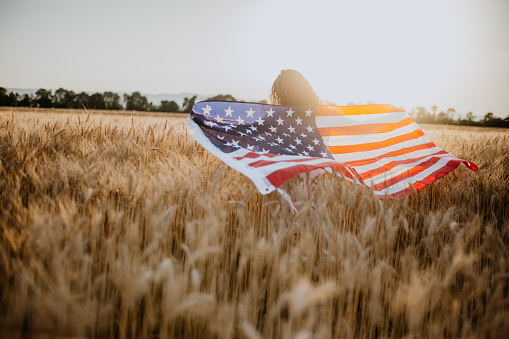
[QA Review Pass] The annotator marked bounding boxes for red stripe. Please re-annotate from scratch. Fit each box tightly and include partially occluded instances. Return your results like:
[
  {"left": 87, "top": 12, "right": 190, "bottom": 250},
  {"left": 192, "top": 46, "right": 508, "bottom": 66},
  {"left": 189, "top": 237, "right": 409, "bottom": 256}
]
[
  {"left": 343, "top": 142, "right": 437, "bottom": 166},
  {"left": 318, "top": 117, "right": 415, "bottom": 136},
  {"left": 359, "top": 151, "right": 450, "bottom": 180},
  {"left": 266, "top": 162, "right": 355, "bottom": 188},
  {"left": 326, "top": 129, "right": 425, "bottom": 154},
  {"left": 372, "top": 157, "right": 462, "bottom": 191},
  {"left": 234, "top": 152, "right": 279, "bottom": 160}
]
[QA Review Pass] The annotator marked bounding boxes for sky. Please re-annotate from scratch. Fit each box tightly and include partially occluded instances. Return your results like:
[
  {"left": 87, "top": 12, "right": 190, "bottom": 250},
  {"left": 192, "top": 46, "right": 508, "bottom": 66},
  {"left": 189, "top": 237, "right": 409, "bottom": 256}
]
[{"left": 1, "top": 0, "right": 508, "bottom": 119}]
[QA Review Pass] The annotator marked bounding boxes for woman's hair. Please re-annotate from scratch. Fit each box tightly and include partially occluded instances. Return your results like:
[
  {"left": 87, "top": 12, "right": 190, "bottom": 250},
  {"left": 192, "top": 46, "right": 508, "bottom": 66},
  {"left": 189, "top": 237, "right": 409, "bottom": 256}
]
[{"left": 270, "top": 69, "right": 320, "bottom": 107}]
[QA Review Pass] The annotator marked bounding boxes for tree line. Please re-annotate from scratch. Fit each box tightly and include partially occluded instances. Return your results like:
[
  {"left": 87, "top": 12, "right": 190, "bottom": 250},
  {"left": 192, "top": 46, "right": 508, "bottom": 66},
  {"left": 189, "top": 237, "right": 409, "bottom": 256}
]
[
  {"left": 410, "top": 106, "right": 509, "bottom": 128},
  {"left": 1, "top": 87, "right": 507, "bottom": 127},
  {"left": 0, "top": 87, "right": 238, "bottom": 113}
]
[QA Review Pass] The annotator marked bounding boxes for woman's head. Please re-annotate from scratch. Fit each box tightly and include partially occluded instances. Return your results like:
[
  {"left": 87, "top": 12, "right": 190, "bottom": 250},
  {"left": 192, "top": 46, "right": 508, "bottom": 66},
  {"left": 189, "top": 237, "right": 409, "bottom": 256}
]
[{"left": 270, "top": 69, "right": 319, "bottom": 107}]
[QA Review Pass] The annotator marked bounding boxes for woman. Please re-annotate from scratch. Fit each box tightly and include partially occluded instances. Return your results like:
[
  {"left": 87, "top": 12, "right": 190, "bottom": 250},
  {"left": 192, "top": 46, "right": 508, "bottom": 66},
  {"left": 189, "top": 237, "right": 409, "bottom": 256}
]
[
  {"left": 270, "top": 69, "right": 320, "bottom": 107},
  {"left": 270, "top": 69, "right": 324, "bottom": 224}
]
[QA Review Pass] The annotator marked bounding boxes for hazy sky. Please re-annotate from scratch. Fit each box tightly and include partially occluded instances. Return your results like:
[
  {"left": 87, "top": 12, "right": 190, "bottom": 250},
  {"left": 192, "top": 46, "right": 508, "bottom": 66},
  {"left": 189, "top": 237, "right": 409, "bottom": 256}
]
[{"left": 1, "top": 0, "right": 508, "bottom": 118}]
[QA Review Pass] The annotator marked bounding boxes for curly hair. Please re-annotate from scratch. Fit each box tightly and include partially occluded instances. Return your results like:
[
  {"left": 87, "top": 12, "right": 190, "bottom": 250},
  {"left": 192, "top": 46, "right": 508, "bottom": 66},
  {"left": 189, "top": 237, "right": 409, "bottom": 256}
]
[{"left": 269, "top": 69, "right": 320, "bottom": 107}]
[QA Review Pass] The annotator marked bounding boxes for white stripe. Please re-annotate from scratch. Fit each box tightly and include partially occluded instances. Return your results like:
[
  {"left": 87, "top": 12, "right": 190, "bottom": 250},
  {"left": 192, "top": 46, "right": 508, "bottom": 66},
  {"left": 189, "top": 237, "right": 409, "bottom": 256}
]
[
  {"left": 316, "top": 112, "right": 409, "bottom": 127},
  {"left": 329, "top": 135, "right": 433, "bottom": 162},
  {"left": 352, "top": 147, "right": 445, "bottom": 174},
  {"left": 372, "top": 157, "right": 456, "bottom": 196},
  {"left": 254, "top": 157, "right": 343, "bottom": 177},
  {"left": 234, "top": 153, "right": 327, "bottom": 165},
  {"left": 365, "top": 155, "right": 457, "bottom": 185},
  {"left": 323, "top": 123, "right": 422, "bottom": 146}
]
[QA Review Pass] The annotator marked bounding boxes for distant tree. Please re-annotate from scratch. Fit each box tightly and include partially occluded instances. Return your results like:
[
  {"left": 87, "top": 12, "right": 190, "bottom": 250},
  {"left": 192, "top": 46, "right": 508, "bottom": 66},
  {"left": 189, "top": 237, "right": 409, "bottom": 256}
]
[
  {"left": 466, "top": 111, "right": 474, "bottom": 122},
  {"left": 446, "top": 108, "right": 456, "bottom": 122},
  {"left": 0, "top": 87, "right": 8, "bottom": 106},
  {"left": 103, "top": 91, "right": 122, "bottom": 110},
  {"left": 88, "top": 93, "right": 106, "bottom": 110},
  {"left": 35, "top": 89, "right": 53, "bottom": 108},
  {"left": 124, "top": 92, "right": 149, "bottom": 111},
  {"left": 53, "top": 88, "right": 77, "bottom": 108},
  {"left": 431, "top": 105, "right": 437, "bottom": 122},
  {"left": 159, "top": 100, "right": 180, "bottom": 112},
  {"left": 182, "top": 95, "right": 197, "bottom": 113},
  {"left": 75, "top": 92, "right": 91, "bottom": 109},
  {"left": 436, "top": 111, "right": 449, "bottom": 124},
  {"left": 207, "top": 94, "right": 237, "bottom": 102},
  {"left": 18, "top": 94, "right": 33, "bottom": 107}
]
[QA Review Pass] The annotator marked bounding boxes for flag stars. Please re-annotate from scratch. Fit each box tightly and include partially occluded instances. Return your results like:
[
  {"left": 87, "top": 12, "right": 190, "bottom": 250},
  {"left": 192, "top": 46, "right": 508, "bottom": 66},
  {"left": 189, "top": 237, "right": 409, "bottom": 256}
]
[
  {"left": 295, "top": 117, "right": 303, "bottom": 125},
  {"left": 294, "top": 137, "right": 302, "bottom": 145},
  {"left": 306, "top": 144, "right": 315, "bottom": 151},
  {"left": 288, "top": 125, "right": 296, "bottom": 133},
  {"left": 224, "top": 106, "right": 234, "bottom": 116},
  {"left": 320, "top": 151, "right": 329, "bottom": 157},
  {"left": 202, "top": 105, "right": 212, "bottom": 115},
  {"left": 231, "top": 140, "right": 240, "bottom": 148},
  {"left": 276, "top": 117, "right": 285, "bottom": 125},
  {"left": 300, "top": 132, "right": 307, "bottom": 138},
  {"left": 215, "top": 115, "right": 225, "bottom": 123},
  {"left": 269, "top": 126, "right": 277, "bottom": 133},
  {"left": 276, "top": 136, "right": 284, "bottom": 144},
  {"left": 312, "top": 138, "right": 320, "bottom": 145},
  {"left": 246, "top": 108, "right": 255, "bottom": 118},
  {"left": 256, "top": 117, "right": 265, "bottom": 125},
  {"left": 247, "top": 144, "right": 254, "bottom": 151},
  {"left": 306, "top": 125, "right": 314, "bottom": 133},
  {"left": 205, "top": 121, "right": 217, "bottom": 128},
  {"left": 286, "top": 108, "right": 295, "bottom": 117},
  {"left": 235, "top": 116, "right": 245, "bottom": 125},
  {"left": 302, "top": 150, "right": 309, "bottom": 156},
  {"left": 305, "top": 109, "right": 313, "bottom": 117},
  {"left": 266, "top": 108, "right": 275, "bottom": 117}
]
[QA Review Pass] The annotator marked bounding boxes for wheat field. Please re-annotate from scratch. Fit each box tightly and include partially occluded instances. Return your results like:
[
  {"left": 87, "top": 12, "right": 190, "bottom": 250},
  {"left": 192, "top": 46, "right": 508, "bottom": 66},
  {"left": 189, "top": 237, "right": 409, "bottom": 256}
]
[{"left": 0, "top": 108, "right": 508, "bottom": 338}]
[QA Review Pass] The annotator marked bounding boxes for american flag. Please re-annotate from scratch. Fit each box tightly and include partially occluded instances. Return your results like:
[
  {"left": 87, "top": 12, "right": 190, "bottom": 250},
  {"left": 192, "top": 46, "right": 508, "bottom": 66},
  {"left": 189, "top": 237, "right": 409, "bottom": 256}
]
[{"left": 187, "top": 101, "right": 477, "bottom": 198}]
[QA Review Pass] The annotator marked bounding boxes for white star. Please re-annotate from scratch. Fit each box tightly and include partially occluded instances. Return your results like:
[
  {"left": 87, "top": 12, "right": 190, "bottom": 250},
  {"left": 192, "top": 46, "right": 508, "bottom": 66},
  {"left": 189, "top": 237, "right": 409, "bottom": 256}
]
[
  {"left": 261, "top": 148, "right": 270, "bottom": 154},
  {"left": 225, "top": 141, "right": 233, "bottom": 146},
  {"left": 202, "top": 105, "right": 212, "bottom": 115},
  {"left": 269, "top": 126, "right": 277, "bottom": 133},
  {"left": 289, "top": 144, "right": 296, "bottom": 149},
  {"left": 215, "top": 115, "right": 225, "bottom": 123},
  {"left": 300, "top": 132, "right": 307, "bottom": 138},
  {"left": 224, "top": 106, "right": 234, "bottom": 117},
  {"left": 247, "top": 144, "right": 254, "bottom": 150},
  {"left": 306, "top": 125, "right": 314, "bottom": 133},
  {"left": 266, "top": 108, "right": 275, "bottom": 117},
  {"left": 253, "top": 136, "right": 261, "bottom": 141},
  {"left": 288, "top": 125, "right": 296, "bottom": 133},
  {"left": 217, "top": 135, "right": 224, "bottom": 140},
  {"left": 205, "top": 121, "right": 217, "bottom": 128},
  {"left": 306, "top": 144, "right": 315, "bottom": 151},
  {"left": 250, "top": 125, "right": 257, "bottom": 131},
  {"left": 302, "top": 150, "right": 309, "bottom": 156},
  {"left": 246, "top": 129, "right": 252, "bottom": 134},
  {"left": 286, "top": 108, "right": 295, "bottom": 117},
  {"left": 312, "top": 138, "right": 320, "bottom": 145},
  {"left": 282, "top": 132, "right": 290, "bottom": 137},
  {"left": 294, "top": 137, "right": 302, "bottom": 145},
  {"left": 276, "top": 117, "right": 284, "bottom": 125},
  {"left": 276, "top": 136, "right": 284, "bottom": 144},
  {"left": 295, "top": 117, "right": 303, "bottom": 125},
  {"left": 305, "top": 109, "right": 313, "bottom": 117},
  {"left": 320, "top": 151, "right": 329, "bottom": 157},
  {"left": 231, "top": 140, "right": 240, "bottom": 148},
  {"left": 224, "top": 125, "right": 232, "bottom": 132},
  {"left": 258, "top": 135, "right": 266, "bottom": 141},
  {"left": 239, "top": 131, "right": 246, "bottom": 137},
  {"left": 235, "top": 116, "right": 245, "bottom": 125},
  {"left": 246, "top": 108, "right": 255, "bottom": 118},
  {"left": 256, "top": 117, "right": 265, "bottom": 125}
]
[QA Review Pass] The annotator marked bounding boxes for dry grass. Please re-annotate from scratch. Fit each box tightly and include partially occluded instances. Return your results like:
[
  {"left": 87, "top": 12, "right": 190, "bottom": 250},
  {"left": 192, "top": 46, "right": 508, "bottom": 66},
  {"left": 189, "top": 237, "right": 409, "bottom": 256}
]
[{"left": 0, "top": 109, "right": 508, "bottom": 338}]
